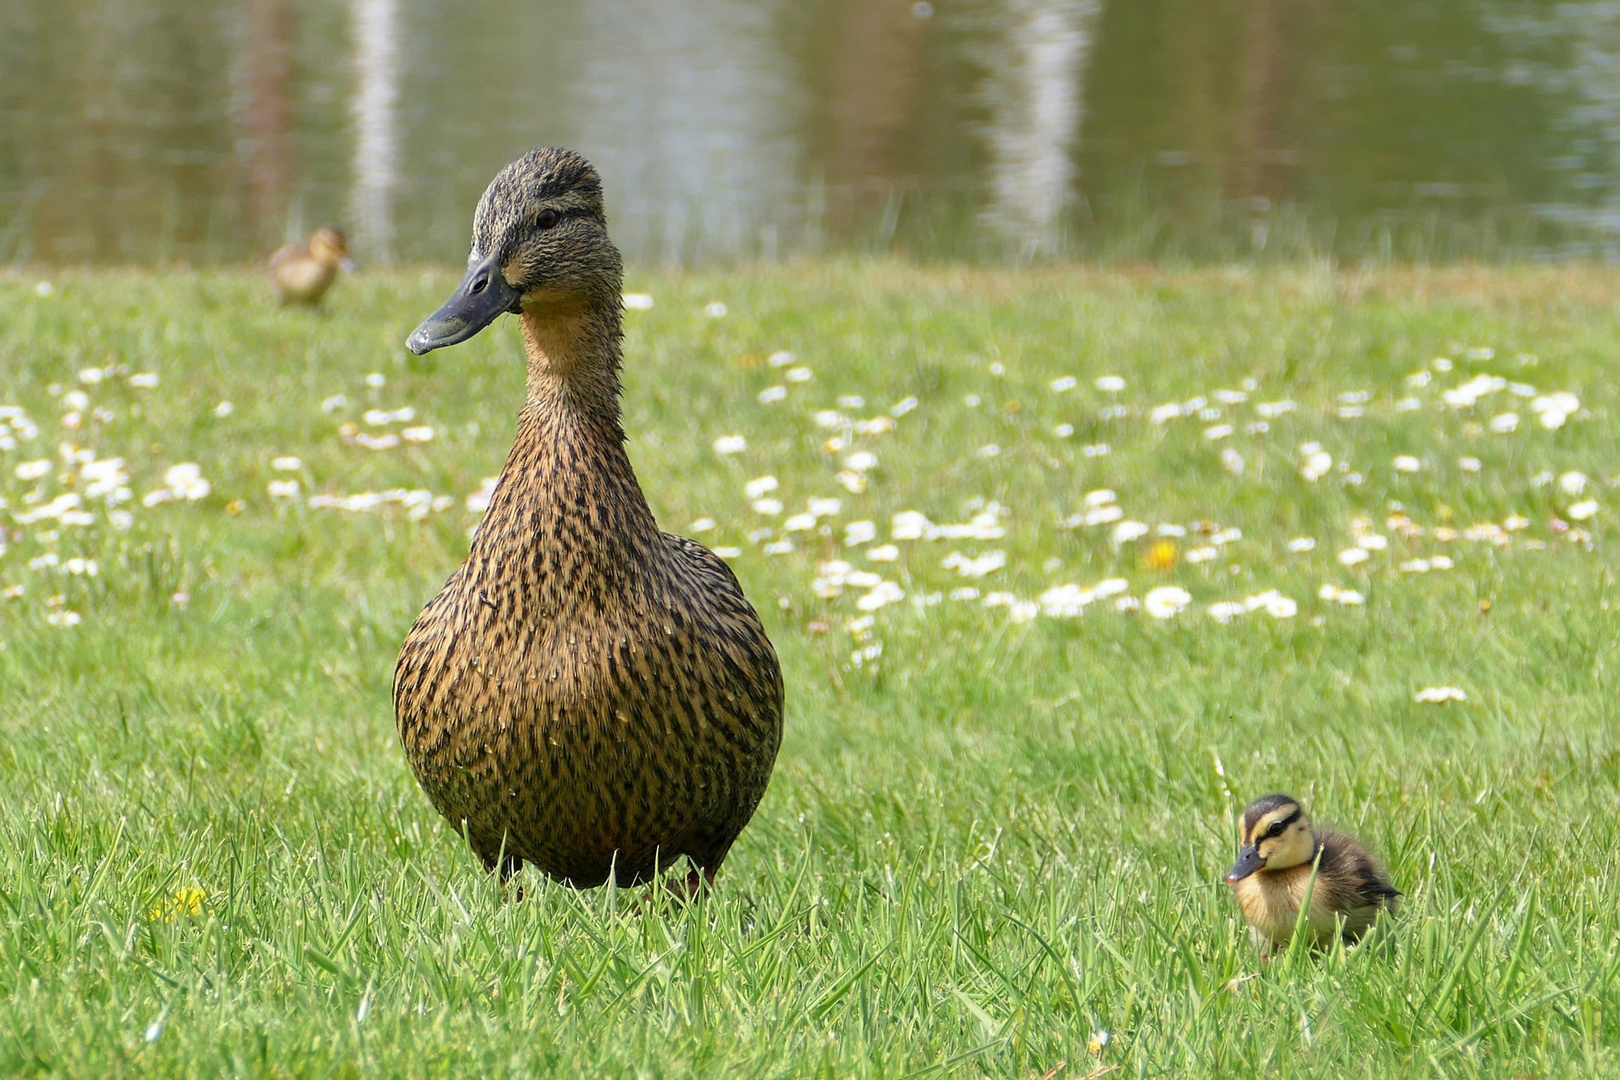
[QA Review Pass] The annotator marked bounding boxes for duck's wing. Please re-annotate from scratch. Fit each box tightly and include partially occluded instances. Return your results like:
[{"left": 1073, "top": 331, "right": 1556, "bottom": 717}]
[
  {"left": 1321, "top": 832, "right": 1401, "bottom": 901},
  {"left": 662, "top": 533, "right": 748, "bottom": 597},
  {"left": 661, "top": 531, "right": 784, "bottom": 700},
  {"left": 658, "top": 531, "right": 785, "bottom": 857},
  {"left": 1318, "top": 830, "right": 1401, "bottom": 939}
]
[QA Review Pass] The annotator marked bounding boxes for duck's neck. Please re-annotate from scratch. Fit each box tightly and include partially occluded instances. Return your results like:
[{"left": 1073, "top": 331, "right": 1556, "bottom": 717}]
[
  {"left": 474, "top": 301, "right": 666, "bottom": 587},
  {"left": 519, "top": 300, "right": 625, "bottom": 424}
]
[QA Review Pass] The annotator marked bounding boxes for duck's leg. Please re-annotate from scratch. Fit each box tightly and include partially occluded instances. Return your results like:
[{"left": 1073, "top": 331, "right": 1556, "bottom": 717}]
[
  {"left": 477, "top": 847, "right": 527, "bottom": 901},
  {"left": 498, "top": 854, "right": 525, "bottom": 890},
  {"left": 680, "top": 867, "right": 718, "bottom": 897},
  {"left": 667, "top": 867, "right": 716, "bottom": 902},
  {"left": 503, "top": 862, "right": 527, "bottom": 902},
  {"left": 639, "top": 866, "right": 717, "bottom": 906}
]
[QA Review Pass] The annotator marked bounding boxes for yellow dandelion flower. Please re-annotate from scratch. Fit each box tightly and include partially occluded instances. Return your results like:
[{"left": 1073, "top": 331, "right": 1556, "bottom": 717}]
[
  {"left": 148, "top": 886, "right": 207, "bottom": 922},
  {"left": 1142, "top": 539, "right": 1179, "bottom": 572}
]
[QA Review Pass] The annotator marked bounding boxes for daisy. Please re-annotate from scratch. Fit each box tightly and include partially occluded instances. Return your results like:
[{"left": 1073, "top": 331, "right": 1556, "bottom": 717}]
[
  {"left": 744, "top": 476, "right": 778, "bottom": 499},
  {"left": 1143, "top": 585, "right": 1192, "bottom": 619}
]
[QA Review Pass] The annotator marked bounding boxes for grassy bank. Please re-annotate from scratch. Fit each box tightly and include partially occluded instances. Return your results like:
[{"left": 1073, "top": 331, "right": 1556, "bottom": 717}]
[{"left": 1, "top": 263, "right": 1617, "bottom": 1078}]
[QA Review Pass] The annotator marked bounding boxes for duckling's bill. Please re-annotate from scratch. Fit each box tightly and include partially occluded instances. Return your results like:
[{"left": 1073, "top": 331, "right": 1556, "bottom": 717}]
[
  {"left": 1226, "top": 844, "right": 1265, "bottom": 884},
  {"left": 407, "top": 252, "right": 521, "bottom": 355}
]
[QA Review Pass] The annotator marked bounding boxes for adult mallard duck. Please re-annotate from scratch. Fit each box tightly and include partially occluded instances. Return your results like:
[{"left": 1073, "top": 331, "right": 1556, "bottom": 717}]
[
  {"left": 1225, "top": 793, "right": 1401, "bottom": 954},
  {"left": 268, "top": 226, "right": 351, "bottom": 305},
  {"left": 393, "top": 148, "right": 784, "bottom": 890}
]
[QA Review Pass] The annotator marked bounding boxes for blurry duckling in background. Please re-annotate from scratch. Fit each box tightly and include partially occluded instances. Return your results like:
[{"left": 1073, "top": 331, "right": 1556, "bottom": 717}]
[
  {"left": 269, "top": 226, "right": 352, "bottom": 306},
  {"left": 1225, "top": 793, "right": 1400, "bottom": 955}
]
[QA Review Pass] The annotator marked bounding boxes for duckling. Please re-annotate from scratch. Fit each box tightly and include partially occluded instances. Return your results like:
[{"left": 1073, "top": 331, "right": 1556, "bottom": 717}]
[
  {"left": 268, "top": 226, "right": 351, "bottom": 305},
  {"left": 1225, "top": 793, "right": 1400, "bottom": 954},
  {"left": 393, "top": 148, "right": 784, "bottom": 890}
]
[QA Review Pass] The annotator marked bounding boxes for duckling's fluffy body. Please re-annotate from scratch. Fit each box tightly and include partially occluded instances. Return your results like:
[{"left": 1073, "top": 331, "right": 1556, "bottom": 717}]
[
  {"left": 393, "top": 149, "right": 783, "bottom": 888},
  {"left": 1230, "top": 828, "right": 1398, "bottom": 949},
  {"left": 1226, "top": 794, "right": 1400, "bottom": 952},
  {"left": 269, "top": 227, "right": 348, "bottom": 305}
]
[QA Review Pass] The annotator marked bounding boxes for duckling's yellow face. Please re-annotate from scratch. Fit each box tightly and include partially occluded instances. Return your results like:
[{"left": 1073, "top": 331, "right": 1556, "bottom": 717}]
[
  {"left": 309, "top": 227, "right": 349, "bottom": 265},
  {"left": 1226, "top": 794, "right": 1316, "bottom": 884},
  {"left": 408, "top": 147, "right": 621, "bottom": 355}
]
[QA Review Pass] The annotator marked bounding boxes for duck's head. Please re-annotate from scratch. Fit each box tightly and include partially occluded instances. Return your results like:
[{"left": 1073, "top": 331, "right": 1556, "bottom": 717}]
[
  {"left": 310, "top": 227, "right": 352, "bottom": 269},
  {"left": 408, "top": 147, "right": 621, "bottom": 356},
  {"left": 1226, "top": 793, "right": 1317, "bottom": 884}
]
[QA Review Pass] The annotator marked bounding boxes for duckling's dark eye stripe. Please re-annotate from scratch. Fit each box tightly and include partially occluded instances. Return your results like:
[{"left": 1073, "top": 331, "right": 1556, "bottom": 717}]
[{"left": 1256, "top": 807, "right": 1302, "bottom": 839}]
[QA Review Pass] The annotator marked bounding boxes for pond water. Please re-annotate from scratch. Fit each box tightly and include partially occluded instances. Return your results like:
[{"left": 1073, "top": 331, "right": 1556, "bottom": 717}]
[{"left": 5, "top": 0, "right": 1620, "bottom": 265}]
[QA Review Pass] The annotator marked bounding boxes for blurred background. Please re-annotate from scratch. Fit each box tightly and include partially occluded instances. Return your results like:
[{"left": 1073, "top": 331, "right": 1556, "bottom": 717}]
[{"left": 3, "top": 0, "right": 1617, "bottom": 267}]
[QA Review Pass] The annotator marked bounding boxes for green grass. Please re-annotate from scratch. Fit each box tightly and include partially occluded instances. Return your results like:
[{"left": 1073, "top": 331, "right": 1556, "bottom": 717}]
[{"left": 1, "top": 262, "right": 1618, "bottom": 1078}]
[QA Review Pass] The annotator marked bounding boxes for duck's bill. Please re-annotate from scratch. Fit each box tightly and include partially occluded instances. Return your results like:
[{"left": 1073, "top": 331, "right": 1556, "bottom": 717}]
[
  {"left": 1225, "top": 845, "right": 1265, "bottom": 884},
  {"left": 407, "top": 255, "right": 521, "bottom": 355}
]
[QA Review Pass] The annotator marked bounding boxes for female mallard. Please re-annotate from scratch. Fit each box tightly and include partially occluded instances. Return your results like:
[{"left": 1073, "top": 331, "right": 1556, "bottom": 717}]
[
  {"left": 268, "top": 226, "right": 351, "bottom": 305},
  {"left": 394, "top": 148, "right": 784, "bottom": 890},
  {"left": 1225, "top": 793, "right": 1401, "bottom": 954}
]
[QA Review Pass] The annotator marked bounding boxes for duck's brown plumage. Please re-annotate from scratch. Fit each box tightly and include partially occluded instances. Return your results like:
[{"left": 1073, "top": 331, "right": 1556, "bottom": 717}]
[
  {"left": 1225, "top": 793, "right": 1400, "bottom": 953},
  {"left": 393, "top": 148, "right": 783, "bottom": 888}
]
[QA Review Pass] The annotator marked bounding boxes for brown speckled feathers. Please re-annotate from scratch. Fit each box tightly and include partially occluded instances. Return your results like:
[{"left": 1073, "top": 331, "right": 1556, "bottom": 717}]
[{"left": 393, "top": 148, "right": 783, "bottom": 887}]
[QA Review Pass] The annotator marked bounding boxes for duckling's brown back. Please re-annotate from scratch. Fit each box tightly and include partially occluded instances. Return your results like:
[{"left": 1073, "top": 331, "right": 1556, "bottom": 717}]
[{"left": 1314, "top": 830, "right": 1401, "bottom": 939}]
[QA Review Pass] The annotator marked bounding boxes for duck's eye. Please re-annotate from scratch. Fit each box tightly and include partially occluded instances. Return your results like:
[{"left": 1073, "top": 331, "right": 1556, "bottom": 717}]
[
  {"left": 536, "top": 208, "right": 560, "bottom": 230},
  {"left": 1266, "top": 821, "right": 1286, "bottom": 838}
]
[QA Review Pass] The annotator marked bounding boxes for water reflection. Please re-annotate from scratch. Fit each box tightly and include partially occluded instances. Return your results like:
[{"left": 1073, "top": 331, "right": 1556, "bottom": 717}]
[
  {"left": 982, "top": 0, "right": 1099, "bottom": 257},
  {"left": 821, "top": 0, "right": 928, "bottom": 245},
  {"left": 4, "top": 0, "right": 1620, "bottom": 264},
  {"left": 243, "top": 0, "right": 298, "bottom": 248},
  {"left": 349, "top": 0, "right": 401, "bottom": 262},
  {"left": 572, "top": 0, "right": 804, "bottom": 265}
]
